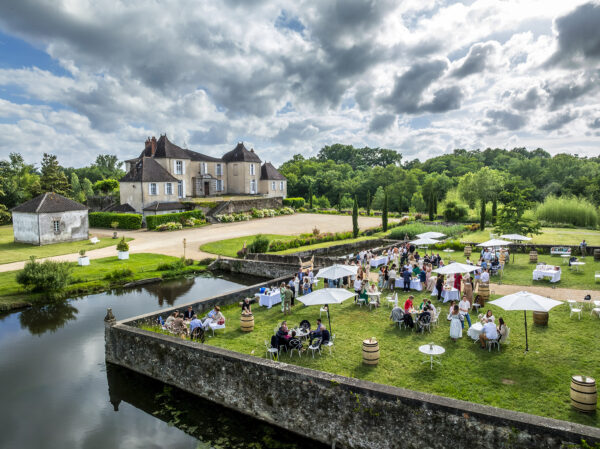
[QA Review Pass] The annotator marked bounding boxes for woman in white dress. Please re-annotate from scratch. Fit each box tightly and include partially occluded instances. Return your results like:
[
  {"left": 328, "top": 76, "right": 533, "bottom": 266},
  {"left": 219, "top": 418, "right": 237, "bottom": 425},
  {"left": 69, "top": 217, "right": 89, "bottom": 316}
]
[{"left": 448, "top": 304, "right": 464, "bottom": 341}]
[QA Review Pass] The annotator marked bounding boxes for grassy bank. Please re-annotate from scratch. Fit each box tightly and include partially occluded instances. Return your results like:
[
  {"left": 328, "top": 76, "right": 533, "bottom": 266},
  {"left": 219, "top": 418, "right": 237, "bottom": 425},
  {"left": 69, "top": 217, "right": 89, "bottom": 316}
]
[
  {"left": 272, "top": 236, "right": 376, "bottom": 254},
  {"left": 143, "top": 290, "right": 599, "bottom": 427},
  {"left": 0, "top": 225, "right": 131, "bottom": 264},
  {"left": 0, "top": 253, "right": 207, "bottom": 311},
  {"left": 460, "top": 227, "right": 600, "bottom": 246},
  {"left": 200, "top": 235, "right": 296, "bottom": 258}
]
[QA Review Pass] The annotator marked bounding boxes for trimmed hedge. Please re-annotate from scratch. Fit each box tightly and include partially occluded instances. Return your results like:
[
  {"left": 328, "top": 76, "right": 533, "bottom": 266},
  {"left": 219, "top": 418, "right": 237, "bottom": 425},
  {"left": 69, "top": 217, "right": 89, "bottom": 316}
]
[
  {"left": 269, "top": 231, "right": 353, "bottom": 252},
  {"left": 89, "top": 212, "right": 142, "bottom": 229},
  {"left": 283, "top": 197, "right": 305, "bottom": 208},
  {"left": 146, "top": 210, "right": 205, "bottom": 230}
]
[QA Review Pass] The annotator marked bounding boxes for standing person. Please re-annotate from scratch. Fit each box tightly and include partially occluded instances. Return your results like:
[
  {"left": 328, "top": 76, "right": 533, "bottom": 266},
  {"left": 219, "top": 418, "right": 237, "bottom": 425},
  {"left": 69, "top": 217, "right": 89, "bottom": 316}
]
[
  {"left": 448, "top": 304, "right": 463, "bottom": 341},
  {"left": 353, "top": 276, "right": 363, "bottom": 296},
  {"left": 580, "top": 239, "right": 587, "bottom": 256},
  {"left": 388, "top": 265, "right": 397, "bottom": 290},
  {"left": 402, "top": 266, "right": 412, "bottom": 292},
  {"left": 419, "top": 267, "right": 427, "bottom": 291},
  {"left": 435, "top": 275, "right": 445, "bottom": 301},
  {"left": 458, "top": 295, "right": 471, "bottom": 329},
  {"left": 453, "top": 272, "right": 462, "bottom": 293},
  {"left": 480, "top": 268, "right": 490, "bottom": 286},
  {"left": 463, "top": 274, "right": 473, "bottom": 303},
  {"left": 378, "top": 266, "right": 385, "bottom": 289},
  {"left": 293, "top": 275, "right": 300, "bottom": 303}
]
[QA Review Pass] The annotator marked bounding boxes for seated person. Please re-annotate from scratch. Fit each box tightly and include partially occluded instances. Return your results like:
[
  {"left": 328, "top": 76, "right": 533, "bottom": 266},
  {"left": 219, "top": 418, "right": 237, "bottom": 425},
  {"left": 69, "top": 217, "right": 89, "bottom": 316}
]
[
  {"left": 481, "top": 309, "right": 495, "bottom": 323},
  {"left": 427, "top": 300, "right": 437, "bottom": 317},
  {"left": 288, "top": 331, "right": 303, "bottom": 351},
  {"left": 165, "top": 311, "right": 176, "bottom": 328},
  {"left": 390, "top": 306, "right": 404, "bottom": 324},
  {"left": 276, "top": 320, "right": 291, "bottom": 345},
  {"left": 320, "top": 328, "right": 331, "bottom": 346},
  {"left": 404, "top": 295, "right": 414, "bottom": 312},
  {"left": 172, "top": 315, "right": 187, "bottom": 335},
  {"left": 309, "top": 319, "right": 325, "bottom": 344},
  {"left": 358, "top": 285, "right": 369, "bottom": 304},
  {"left": 416, "top": 306, "right": 432, "bottom": 332},
  {"left": 202, "top": 306, "right": 225, "bottom": 330},
  {"left": 568, "top": 256, "right": 578, "bottom": 266},
  {"left": 183, "top": 306, "right": 194, "bottom": 320},
  {"left": 412, "top": 264, "right": 421, "bottom": 276},
  {"left": 497, "top": 317, "right": 508, "bottom": 343},
  {"left": 479, "top": 318, "right": 499, "bottom": 348},
  {"left": 189, "top": 314, "right": 203, "bottom": 333},
  {"left": 418, "top": 297, "right": 428, "bottom": 310}
]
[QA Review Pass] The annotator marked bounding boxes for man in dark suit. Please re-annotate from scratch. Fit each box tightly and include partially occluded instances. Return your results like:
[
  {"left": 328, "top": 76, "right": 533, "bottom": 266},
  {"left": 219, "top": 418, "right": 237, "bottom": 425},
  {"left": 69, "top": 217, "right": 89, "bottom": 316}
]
[{"left": 183, "top": 306, "right": 194, "bottom": 320}]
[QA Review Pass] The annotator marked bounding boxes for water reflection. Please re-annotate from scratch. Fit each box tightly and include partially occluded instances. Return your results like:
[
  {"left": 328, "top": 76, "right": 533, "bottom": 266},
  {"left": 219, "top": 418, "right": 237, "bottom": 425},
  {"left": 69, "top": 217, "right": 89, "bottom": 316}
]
[
  {"left": 136, "top": 277, "right": 196, "bottom": 307},
  {"left": 18, "top": 302, "right": 79, "bottom": 335},
  {"left": 107, "top": 364, "right": 325, "bottom": 449}
]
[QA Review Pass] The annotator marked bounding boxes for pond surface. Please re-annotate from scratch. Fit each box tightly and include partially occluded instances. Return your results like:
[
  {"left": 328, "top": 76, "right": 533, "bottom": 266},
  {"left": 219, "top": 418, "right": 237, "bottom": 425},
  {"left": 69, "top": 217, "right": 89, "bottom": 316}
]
[{"left": 0, "top": 273, "right": 325, "bottom": 449}]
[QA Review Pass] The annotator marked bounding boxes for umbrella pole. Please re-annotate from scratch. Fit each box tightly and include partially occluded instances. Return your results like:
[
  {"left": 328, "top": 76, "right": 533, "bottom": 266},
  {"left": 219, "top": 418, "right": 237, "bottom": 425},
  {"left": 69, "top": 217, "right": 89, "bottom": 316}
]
[
  {"left": 524, "top": 310, "right": 529, "bottom": 353},
  {"left": 327, "top": 307, "right": 333, "bottom": 334}
]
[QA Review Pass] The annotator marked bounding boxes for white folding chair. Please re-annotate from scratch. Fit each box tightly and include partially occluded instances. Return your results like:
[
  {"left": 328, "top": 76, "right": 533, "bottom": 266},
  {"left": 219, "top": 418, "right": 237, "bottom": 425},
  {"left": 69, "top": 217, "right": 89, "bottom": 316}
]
[
  {"left": 486, "top": 338, "right": 500, "bottom": 352},
  {"left": 322, "top": 334, "right": 335, "bottom": 355},
  {"left": 595, "top": 272, "right": 600, "bottom": 283},
  {"left": 265, "top": 340, "right": 278, "bottom": 360},
  {"left": 387, "top": 293, "right": 398, "bottom": 308},
  {"left": 567, "top": 300, "right": 582, "bottom": 319},
  {"left": 308, "top": 338, "right": 322, "bottom": 358},
  {"left": 320, "top": 306, "right": 328, "bottom": 318}
]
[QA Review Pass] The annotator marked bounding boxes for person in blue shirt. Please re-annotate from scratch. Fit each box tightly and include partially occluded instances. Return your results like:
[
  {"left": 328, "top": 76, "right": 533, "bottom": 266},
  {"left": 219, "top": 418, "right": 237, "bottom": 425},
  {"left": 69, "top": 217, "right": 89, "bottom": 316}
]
[
  {"left": 402, "top": 267, "right": 412, "bottom": 292},
  {"left": 189, "top": 315, "right": 202, "bottom": 333}
]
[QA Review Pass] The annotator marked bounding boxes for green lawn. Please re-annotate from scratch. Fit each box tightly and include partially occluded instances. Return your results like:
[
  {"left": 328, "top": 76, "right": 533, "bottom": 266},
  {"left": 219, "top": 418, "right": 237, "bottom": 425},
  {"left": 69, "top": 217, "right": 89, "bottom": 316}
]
[
  {"left": 461, "top": 227, "right": 600, "bottom": 246},
  {"left": 447, "top": 252, "right": 600, "bottom": 291},
  {"left": 0, "top": 225, "right": 129, "bottom": 264},
  {"left": 143, "top": 289, "right": 600, "bottom": 427},
  {"left": 272, "top": 236, "right": 377, "bottom": 254},
  {"left": 0, "top": 253, "right": 205, "bottom": 311},
  {"left": 199, "top": 235, "right": 296, "bottom": 258}
]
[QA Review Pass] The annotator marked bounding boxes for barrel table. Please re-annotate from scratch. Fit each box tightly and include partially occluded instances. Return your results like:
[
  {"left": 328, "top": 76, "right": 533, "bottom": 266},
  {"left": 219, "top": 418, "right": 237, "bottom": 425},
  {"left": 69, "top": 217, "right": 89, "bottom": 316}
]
[
  {"left": 529, "top": 250, "right": 538, "bottom": 263},
  {"left": 362, "top": 338, "right": 379, "bottom": 365},
  {"left": 594, "top": 249, "right": 600, "bottom": 261},
  {"left": 240, "top": 314, "right": 254, "bottom": 332},
  {"left": 478, "top": 283, "right": 490, "bottom": 307},
  {"left": 571, "top": 375, "right": 597, "bottom": 413},
  {"left": 464, "top": 245, "right": 472, "bottom": 258},
  {"left": 533, "top": 311, "right": 548, "bottom": 326}
]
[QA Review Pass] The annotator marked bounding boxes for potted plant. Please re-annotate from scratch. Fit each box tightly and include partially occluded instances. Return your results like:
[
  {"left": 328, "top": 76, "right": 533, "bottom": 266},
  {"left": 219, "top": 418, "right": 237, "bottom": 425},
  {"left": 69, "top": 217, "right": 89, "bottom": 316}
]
[
  {"left": 78, "top": 249, "right": 90, "bottom": 266},
  {"left": 117, "top": 237, "right": 129, "bottom": 260},
  {"left": 111, "top": 221, "right": 119, "bottom": 239}
]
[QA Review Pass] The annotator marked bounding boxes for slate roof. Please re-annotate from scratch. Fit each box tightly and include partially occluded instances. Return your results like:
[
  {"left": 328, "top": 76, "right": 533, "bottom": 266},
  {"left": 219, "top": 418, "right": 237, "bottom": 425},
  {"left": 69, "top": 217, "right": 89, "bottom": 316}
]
[
  {"left": 12, "top": 192, "right": 88, "bottom": 213},
  {"left": 120, "top": 157, "right": 179, "bottom": 183},
  {"left": 183, "top": 148, "right": 222, "bottom": 163},
  {"left": 104, "top": 203, "right": 137, "bottom": 213},
  {"left": 222, "top": 142, "right": 262, "bottom": 163},
  {"left": 260, "top": 162, "right": 286, "bottom": 180},
  {"left": 142, "top": 201, "right": 186, "bottom": 212},
  {"left": 153, "top": 135, "right": 191, "bottom": 159}
]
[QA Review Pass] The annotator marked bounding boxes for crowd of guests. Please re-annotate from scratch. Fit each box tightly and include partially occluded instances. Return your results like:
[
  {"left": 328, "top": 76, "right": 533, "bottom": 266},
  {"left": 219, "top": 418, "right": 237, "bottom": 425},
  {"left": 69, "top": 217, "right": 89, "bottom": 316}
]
[
  {"left": 272, "top": 318, "right": 330, "bottom": 353},
  {"left": 158, "top": 304, "right": 226, "bottom": 336}
]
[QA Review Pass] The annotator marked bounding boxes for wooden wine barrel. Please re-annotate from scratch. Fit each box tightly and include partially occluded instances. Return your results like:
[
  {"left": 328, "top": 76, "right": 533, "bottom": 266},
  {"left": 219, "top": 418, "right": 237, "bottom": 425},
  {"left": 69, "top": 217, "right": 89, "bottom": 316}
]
[
  {"left": 529, "top": 250, "right": 538, "bottom": 263},
  {"left": 478, "top": 283, "right": 490, "bottom": 304},
  {"left": 533, "top": 311, "right": 548, "bottom": 326},
  {"left": 464, "top": 245, "right": 472, "bottom": 257},
  {"left": 571, "top": 375, "right": 597, "bottom": 413},
  {"left": 499, "top": 252, "right": 506, "bottom": 265},
  {"left": 240, "top": 314, "right": 254, "bottom": 332},
  {"left": 594, "top": 249, "right": 600, "bottom": 261},
  {"left": 362, "top": 338, "right": 379, "bottom": 365}
]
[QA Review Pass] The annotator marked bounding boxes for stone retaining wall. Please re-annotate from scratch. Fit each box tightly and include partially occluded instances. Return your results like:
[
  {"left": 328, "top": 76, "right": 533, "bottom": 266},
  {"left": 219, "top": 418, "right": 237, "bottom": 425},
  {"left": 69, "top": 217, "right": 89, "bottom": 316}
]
[
  {"left": 212, "top": 258, "right": 297, "bottom": 280},
  {"left": 105, "top": 319, "right": 600, "bottom": 449}
]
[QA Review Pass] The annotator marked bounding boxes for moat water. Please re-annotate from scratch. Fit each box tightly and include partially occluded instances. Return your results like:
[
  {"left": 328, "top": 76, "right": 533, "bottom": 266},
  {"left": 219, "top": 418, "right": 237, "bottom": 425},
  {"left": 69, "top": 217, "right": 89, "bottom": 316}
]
[{"left": 0, "top": 273, "right": 325, "bottom": 449}]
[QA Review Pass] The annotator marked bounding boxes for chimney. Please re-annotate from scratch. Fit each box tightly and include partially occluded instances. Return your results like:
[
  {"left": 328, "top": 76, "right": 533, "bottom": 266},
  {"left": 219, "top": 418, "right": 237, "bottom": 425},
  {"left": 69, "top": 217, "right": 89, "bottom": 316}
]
[
  {"left": 144, "top": 137, "right": 151, "bottom": 155},
  {"left": 151, "top": 136, "right": 157, "bottom": 156},
  {"left": 250, "top": 148, "right": 254, "bottom": 153}
]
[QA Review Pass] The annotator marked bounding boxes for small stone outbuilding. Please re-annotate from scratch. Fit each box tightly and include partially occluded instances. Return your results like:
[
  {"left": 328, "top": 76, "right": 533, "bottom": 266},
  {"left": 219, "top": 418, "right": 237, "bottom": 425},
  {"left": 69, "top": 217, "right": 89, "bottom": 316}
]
[{"left": 11, "top": 192, "right": 89, "bottom": 245}]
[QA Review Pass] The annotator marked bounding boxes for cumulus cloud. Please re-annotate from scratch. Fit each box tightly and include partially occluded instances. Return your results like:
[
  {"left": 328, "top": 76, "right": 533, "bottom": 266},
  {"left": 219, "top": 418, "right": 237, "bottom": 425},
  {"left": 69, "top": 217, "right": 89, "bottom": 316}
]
[{"left": 0, "top": 0, "right": 598, "bottom": 165}]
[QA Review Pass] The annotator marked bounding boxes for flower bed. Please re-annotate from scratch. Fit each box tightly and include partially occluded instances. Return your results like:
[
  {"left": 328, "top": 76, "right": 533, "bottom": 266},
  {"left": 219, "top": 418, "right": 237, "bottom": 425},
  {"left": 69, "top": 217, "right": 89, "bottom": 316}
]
[{"left": 215, "top": 207, "right": 294, "bottom": 223}]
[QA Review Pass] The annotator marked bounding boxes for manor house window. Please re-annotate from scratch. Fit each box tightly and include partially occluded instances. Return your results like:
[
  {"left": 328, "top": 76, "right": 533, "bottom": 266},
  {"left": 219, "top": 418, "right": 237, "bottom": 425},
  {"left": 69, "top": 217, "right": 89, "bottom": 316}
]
[{"left": 175, "top": 160, "right": 183, "bottom": 174}]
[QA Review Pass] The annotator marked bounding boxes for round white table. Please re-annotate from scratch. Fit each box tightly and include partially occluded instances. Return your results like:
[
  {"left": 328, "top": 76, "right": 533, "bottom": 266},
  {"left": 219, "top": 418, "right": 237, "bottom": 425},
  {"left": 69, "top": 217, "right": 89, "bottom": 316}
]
[
  {"left": 561, "top": 254, "right": 571, "bottom": 264},
  {"left": 467, "top": 322, "right": 483, "bottom": 341},
  {"left": 570, "top": 261, "right": 585, "bottom": 271},
  {"left": 419, "top": 344, "right": 445, "bottom": 369}
]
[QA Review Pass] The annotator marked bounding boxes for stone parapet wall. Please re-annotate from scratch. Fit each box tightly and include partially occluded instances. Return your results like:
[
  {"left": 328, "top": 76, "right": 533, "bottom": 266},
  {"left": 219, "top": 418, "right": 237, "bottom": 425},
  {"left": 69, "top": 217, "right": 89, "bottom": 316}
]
[
  {"left": 212, "top": 258, "right": 297, "bottom": 280},
  {"left": 105, "top": 322, "right": 600, "bottom": 449},
  {"left": 213, "top": 197, "right": 283, "bottom": 215}
]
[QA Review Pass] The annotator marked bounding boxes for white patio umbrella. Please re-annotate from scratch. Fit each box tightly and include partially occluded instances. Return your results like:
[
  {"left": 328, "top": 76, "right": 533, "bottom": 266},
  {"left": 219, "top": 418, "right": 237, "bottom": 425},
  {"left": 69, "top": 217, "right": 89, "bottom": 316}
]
[
  {"left": 296, "top": 288, "right": 356, "bottom": 333},
  {"left": 489, "top": 291, "right": 562, "bottom": 352},
  {"left": 417, "top": 231, "right": 446, "bottom": 239},
  {"left": 476, "top": 239, "right": 513, "bottom": 247},
  {"left": 432, "top": 262, "right": 481, "bottom": 275},
  {"left": 409, "top": 237, "right": 440, "bottom": 246},
  {"left": 500, "top": 234, "right": 532, "bottom": 241},
  {"left": 315, "top": 264, "right": 358, "bottom": 280}
]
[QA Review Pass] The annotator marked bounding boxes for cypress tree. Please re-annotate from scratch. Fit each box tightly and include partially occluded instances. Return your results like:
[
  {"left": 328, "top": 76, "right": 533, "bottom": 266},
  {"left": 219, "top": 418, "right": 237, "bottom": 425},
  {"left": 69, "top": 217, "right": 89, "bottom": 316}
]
[
  {"left": 366, "top": 190, "right": 371, "bottom": 216},
  {"left": 352, "top": 195, "right": 359, "bottom": 238},
  {"left": 480, "top": 199, "right": 486, "bottom": 231},
  {"left": 382, "top": 190, "right": 389, "bottom": 232},
  {"left": 308, "top": 184, "right": 313, "bottom": 209}
]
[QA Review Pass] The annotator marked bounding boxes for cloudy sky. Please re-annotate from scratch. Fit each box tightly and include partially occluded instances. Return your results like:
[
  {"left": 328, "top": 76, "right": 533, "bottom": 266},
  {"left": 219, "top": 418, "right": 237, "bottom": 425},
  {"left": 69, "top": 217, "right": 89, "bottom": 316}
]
[{"left": 0, "top": 0, "right": 599, "bottom": 168}]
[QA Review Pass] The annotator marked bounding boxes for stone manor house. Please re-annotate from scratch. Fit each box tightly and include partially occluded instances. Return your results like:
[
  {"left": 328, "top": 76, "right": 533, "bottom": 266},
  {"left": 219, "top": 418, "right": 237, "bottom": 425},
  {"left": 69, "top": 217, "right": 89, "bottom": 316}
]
[{"left": 119, "top": 135, "right": 287, "bottom": 215}]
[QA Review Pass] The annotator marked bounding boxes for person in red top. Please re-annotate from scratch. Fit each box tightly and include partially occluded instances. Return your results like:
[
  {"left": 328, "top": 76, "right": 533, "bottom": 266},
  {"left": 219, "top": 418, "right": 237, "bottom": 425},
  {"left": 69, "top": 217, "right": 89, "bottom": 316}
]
[
  {"left": 404, "top": 295, "right": 414, "bottom": 312},
  {"left": 453, "top": 272, "right": 462, "bottom": 293}
]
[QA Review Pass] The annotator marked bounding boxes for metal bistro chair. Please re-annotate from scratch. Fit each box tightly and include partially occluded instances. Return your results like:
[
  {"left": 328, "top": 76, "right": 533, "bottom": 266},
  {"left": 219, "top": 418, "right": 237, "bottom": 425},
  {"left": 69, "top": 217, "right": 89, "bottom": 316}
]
[
  {"left": 419, "top": 314, "right": 432, "bottom": 334},
  {"left": 486, "top": 338, "right": 500, "bottom": 352},
  {"left": 322, "top": 334, "right": 335, "bottom": 355},
  {"left": 288, "top": 339, "right": 303, "bottom": 358},
  {"left": 265, "top": 339, "right": 279, "bottom": 360},
  {"left": 567, "top": 300, "right": 582, "bottom": 320},
  {"left": 308, "top": 337, "right": 323, "bottom": 358}
]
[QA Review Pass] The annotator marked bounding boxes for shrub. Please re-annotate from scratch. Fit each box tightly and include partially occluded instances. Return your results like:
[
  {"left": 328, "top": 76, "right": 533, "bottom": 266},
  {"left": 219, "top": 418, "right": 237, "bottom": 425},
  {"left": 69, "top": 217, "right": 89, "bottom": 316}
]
[
  {"left": 248, "top": 234, "right": 270, "bottom": 253},
  {"left": 443, "top": 201, "right": 468, "bottom": 222},
  {"left": 283, "top": 197, "right": 305, "bottom": 208},
  {"left": 157, "top": 257, "right": 187, "bottom": 271},
  {"left": 16, "top": 256, "right": 72, "bottom": 296},
  {"left": 146, "top": 210, "right": 205, "bottom": 230},
  {"left": 155, "top": 222, "right": 183, "bottom": 231},
  {"left": 89, "top": 212, "right": 142, "bottom": 229},
  {"left": 79, "top": 249, "right": 86, "bottom": 257},
  {"left": 414, "top": 213, "right": 424, "bottom": 221},
  {"left": 535, "top": 195, "right": 598, "bottom": 228},
  {"left": 198, "top": 257, "right": 215, "bottom": 266},
  {"left": 466, "top": 223, "right": 480, "bottom": 232},
  {"left": 104, "top": 268, "right": 134, "bottom": 281},
  {"left": 116, "top": 237, "right": 129, "bottom": 252}
]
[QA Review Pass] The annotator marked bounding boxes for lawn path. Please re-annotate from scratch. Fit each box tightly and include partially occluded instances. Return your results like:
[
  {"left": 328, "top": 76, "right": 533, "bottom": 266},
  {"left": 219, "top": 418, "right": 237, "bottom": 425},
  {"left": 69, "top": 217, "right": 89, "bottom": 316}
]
[{"left": 0, "top": 214, "right": 384, "bottom": 272}]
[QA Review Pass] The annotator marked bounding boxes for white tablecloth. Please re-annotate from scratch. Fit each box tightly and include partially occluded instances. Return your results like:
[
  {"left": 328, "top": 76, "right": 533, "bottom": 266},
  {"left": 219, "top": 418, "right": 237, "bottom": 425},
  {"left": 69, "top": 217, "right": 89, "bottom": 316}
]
[
  {"left": 467, "top": 322, "right": 483, "bottom": 341},
  {"left": 431, "top": 287, "right": 460, "bottom": 302},
  {"left": 395, "top": 278, "right": 423, "bottom": 291},
  {"left": 370, "top": 256, "right": 388, "bottom": 267},
  {"left": 256, "top": 289, "right": 281, "bottom": 308},
  {"left": 532, "top": 267, "right": 561, "bottom": 283}
]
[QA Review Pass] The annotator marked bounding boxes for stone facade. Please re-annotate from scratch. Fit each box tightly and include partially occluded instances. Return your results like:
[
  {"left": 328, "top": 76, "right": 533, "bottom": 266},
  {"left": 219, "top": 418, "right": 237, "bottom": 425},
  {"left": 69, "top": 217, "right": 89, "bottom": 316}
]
[
  {"left": 212, "top": 258, "right": 298, "bottom": 280},
  {"left": 106, "top": 316, "right": 600, "bottom": 449}
]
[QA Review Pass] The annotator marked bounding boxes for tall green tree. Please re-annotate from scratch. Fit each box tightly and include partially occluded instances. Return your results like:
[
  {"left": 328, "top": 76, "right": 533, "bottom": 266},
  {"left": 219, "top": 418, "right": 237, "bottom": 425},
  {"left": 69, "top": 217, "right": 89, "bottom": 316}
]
[
  {"left": 0, "top": 153, "right": 39, "bottom": 208},
  {"left": 366, "top": 190, "right": 372, "bottom": 216},
  {"left": 494, "top": 178, "right": 541, "bottom": 236},
  {"left": 70, "top": 173, "right": 86, "bottom": 203},
  {"left": 93, "top": 178, "right": 119, "bottom": 194},
  {"left": 382, "top": 190, "right": 389, "bottom": 232},
  {"left": 308, "top": 183, "right": 313, "bottom": 209},
  {"left": 81, "top": 178, "right": 94, "bottom": 199},
  {"left": 39, "top": 153, "right": 70, "bottom": 196},
  {"left": 352, "top": 196, "right": 359, "bottom": 238}
]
